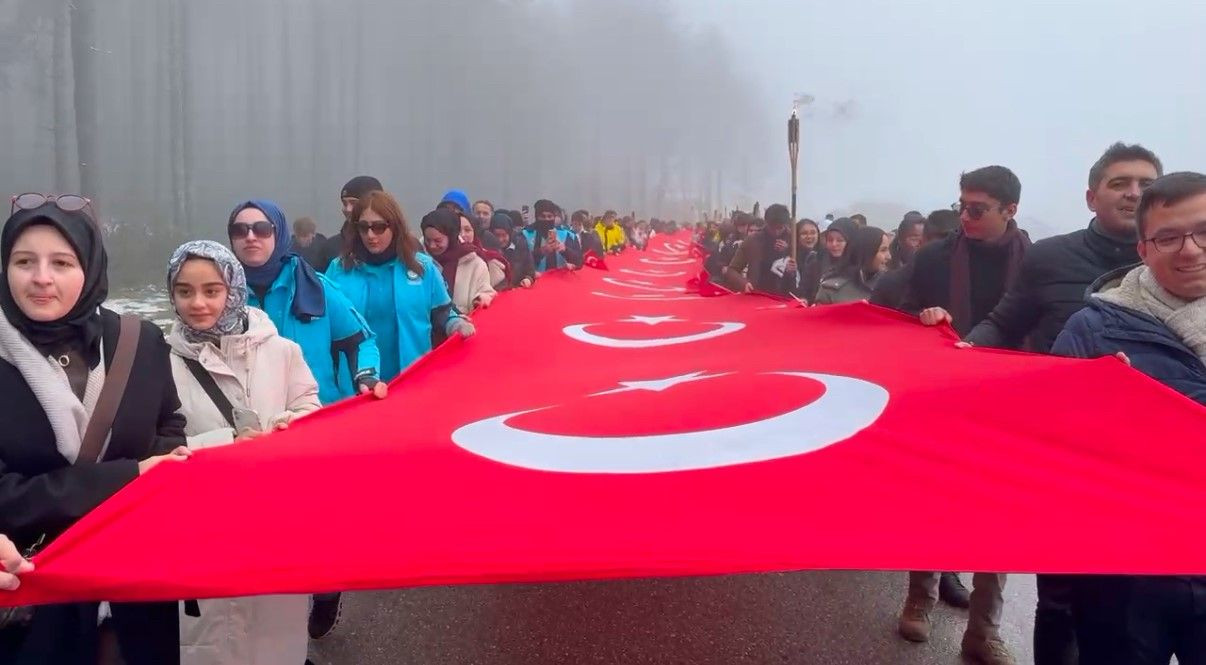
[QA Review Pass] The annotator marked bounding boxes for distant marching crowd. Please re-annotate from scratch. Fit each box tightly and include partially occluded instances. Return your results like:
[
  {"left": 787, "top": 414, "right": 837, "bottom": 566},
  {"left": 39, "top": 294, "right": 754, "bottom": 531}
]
[{"left": 2, "top": 141, "right": 1206, "bottom": 665}]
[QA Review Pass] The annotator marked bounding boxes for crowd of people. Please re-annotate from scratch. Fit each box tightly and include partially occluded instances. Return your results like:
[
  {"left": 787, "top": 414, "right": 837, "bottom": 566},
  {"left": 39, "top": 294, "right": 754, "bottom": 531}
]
[
  {"left": 0, "top": 140, "right": 1203, "bottom": 665},
  {"left": 0, "top": 175, "right": 679, "bottom": 665}
]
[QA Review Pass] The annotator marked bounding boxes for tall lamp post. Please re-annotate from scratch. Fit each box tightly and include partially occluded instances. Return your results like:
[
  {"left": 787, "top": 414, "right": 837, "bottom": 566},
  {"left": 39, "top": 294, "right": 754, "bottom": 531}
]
[{"left": 788, "top": 107, "right": 800, "bottom": 258}]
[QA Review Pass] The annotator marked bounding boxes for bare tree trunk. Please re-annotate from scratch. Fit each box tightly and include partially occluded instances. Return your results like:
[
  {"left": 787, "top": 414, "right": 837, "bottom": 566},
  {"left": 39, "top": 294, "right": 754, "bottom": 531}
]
[
  {"left": 167, "top": 0, "right": 192, "bottom": 229},
  {"left": 69, "top": 0, "right": 100, "bottom": 199},
  {"left": 309, "top": 0, "right": 325, "bottom": 218},
  {"left": 51, "top": 0, "right": 75, "bottom": 193}
]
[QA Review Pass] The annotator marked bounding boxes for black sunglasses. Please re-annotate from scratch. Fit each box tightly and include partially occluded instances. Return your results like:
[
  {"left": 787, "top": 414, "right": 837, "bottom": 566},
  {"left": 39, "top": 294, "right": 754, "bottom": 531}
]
[
  {"left": 356, "top": 221, "right": 390, "bottom": 235},
  {"left": 229, "top": 221, "right": 275, "bottom": 239},
  {"left": 957, "top": 201, "right": 995, "bottom": 221},
  {"left": 11, "top": 192, "right": 94, "bottom": 217}
]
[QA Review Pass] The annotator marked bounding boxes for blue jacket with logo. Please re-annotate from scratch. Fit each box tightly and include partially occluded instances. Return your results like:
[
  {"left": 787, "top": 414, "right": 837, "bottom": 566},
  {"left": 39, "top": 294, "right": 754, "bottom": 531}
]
[
  {"left": 247, "top": 256, "right": 380, "bottom": 405},
  {"left": 325, "top": 252, "right": 462, "bottom": 381}
]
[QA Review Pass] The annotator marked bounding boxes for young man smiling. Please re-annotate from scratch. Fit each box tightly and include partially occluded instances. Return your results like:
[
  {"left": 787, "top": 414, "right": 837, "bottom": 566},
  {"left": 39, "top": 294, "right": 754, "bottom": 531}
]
[{"left": 1052, "top": 172, "right": 1206, "bottom": 665}]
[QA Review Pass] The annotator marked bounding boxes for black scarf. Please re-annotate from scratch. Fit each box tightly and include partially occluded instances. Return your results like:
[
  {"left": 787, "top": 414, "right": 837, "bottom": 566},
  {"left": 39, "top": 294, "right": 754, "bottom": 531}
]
[
  {"left": 353, "top": 238, "right": 398, "bottom": 266},
  {"left": 0, "top": 206, "right": 109, "bottom": 368}
]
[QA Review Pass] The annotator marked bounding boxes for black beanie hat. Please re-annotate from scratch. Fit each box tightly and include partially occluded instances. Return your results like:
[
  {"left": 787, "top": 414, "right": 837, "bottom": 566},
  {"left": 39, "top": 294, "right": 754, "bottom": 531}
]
[
  {"left": 489, "top": 211, "right": 514, "bottom": 232},
  {"left": 534, "top": 199, "right": 558, "bottom": 217},
  {"left": 341, "top": 176, "right": 383, "bottom": 200}
]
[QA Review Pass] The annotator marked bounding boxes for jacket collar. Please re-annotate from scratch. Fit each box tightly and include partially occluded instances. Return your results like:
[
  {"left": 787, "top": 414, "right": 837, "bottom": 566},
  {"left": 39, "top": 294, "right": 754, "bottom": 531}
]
[{"left": 1086, "top": 218, "right": 1139, "bottom": 263}]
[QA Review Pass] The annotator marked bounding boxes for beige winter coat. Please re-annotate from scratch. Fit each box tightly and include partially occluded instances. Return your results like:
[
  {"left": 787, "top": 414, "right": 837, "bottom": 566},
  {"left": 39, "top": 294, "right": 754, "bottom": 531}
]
[
  {"left": 167, "top": 307, "right": 320, "bottom": 665},
  {"left": 451, "top": 251, "right": 497, "bottom": 314}
]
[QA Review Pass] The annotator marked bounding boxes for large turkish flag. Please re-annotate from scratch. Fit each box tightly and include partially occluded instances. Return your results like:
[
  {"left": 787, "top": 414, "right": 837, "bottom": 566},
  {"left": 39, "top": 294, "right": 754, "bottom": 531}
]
[{"left": 4, "top": 233, "right": 1205, "bottom": 608}]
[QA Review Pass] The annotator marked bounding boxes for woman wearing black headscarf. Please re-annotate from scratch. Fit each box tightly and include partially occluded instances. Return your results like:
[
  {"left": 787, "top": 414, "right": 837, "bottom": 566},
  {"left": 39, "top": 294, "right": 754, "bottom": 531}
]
[
  {"left": 800, "top": 218, "right": 858, "bottom": 302},
  {"left": 814, "top": 226, "right": 892, "bottom": 305},
  {"left": 0, "top": 198, "right": 189, "bottom": 664}
]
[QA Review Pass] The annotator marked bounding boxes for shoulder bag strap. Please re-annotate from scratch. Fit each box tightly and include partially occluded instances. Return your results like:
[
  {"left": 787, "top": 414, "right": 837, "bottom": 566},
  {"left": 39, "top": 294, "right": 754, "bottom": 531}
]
[
  {"left": 181, "top": 356, "right": 237, "bottom": 430},
  {"left": 77, "top": 315, "right": 141, "bottom": 465}
]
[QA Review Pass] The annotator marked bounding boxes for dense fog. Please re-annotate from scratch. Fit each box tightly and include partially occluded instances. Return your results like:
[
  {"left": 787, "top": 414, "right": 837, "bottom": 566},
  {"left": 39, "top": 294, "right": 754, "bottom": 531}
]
[{"left": 0, "top": 0, "right": 765, "bottom": 284}]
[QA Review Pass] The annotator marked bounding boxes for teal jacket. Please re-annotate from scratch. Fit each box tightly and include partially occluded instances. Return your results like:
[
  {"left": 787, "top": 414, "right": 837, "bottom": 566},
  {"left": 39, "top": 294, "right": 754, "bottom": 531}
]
[
  {"left": 325, "top": 252, "right": 462, "bottom": 381},
  {"left": 247, "top": 256, "right": 380, "bottom": 405}
]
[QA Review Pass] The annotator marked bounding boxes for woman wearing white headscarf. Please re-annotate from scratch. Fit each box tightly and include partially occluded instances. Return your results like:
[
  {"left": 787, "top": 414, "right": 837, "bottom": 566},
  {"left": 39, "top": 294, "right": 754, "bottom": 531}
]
[{"left": 164, "top": 240, "right": 318, "bottom": 665}]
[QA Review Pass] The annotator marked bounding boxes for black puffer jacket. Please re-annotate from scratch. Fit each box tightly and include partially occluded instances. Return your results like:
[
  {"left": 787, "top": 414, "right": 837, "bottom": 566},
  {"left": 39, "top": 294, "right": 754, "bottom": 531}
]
[{"left": 966, "top": 220, "right": 1138, "bottom": 352}]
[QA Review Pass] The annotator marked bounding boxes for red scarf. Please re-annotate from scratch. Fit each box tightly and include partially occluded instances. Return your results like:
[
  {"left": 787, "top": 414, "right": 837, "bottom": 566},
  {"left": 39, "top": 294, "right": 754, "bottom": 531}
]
[{"left": 434, "top": 244, "right": 475, "bottom": 294}]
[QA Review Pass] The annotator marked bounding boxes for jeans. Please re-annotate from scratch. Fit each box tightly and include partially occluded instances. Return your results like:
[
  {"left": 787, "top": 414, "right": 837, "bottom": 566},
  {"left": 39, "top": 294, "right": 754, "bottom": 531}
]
[
  {"left": 1074, "top": 575, "right": 1206, "bottom": 665},
  {"left": 1035, "top": 574, "right": 1078, "bottom": 665}
]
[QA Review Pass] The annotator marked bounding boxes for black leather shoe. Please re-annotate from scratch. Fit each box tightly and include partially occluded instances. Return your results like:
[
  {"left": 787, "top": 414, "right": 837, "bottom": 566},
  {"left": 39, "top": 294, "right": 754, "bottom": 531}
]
[
  {"left": 308, "top": 593, "right": 343, "bottom": 639},
  {"left": 939, "top": 572, "right": 971, "bottom": 609}
]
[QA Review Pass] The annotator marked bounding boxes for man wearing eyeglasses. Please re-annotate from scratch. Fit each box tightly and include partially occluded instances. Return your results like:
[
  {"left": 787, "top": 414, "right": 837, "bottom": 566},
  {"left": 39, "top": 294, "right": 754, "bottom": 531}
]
[
  {"left": 955, "top": 143, "right": 1161, "bottom": 665},
  {"left": 1051, "top": 172, "right": 1206, "bottom": 665},
  {"left": 895, "top": 165, "right": 1030, "bottom": 665}
]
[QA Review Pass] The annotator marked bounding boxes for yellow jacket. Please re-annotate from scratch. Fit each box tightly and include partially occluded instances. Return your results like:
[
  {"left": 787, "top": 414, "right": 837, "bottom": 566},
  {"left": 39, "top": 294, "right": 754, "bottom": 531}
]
[{"left": 595, "top": 222, "right": 627, "bottom": 252}]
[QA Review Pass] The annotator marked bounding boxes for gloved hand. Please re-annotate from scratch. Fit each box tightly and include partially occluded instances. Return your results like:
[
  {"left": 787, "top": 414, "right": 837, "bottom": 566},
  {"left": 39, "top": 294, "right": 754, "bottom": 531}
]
[{"left": 447, "top": 318, "right": 476, "bottom": 339}]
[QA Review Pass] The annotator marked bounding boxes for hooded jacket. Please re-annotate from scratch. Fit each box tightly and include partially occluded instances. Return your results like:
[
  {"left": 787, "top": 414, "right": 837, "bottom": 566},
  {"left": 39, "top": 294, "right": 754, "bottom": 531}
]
[
  {"left": 1053, "top": 266, "right": 1206, "bottom": 404},
  {"left": 167, "top": 307, "right": 317, "bottom": 665}
]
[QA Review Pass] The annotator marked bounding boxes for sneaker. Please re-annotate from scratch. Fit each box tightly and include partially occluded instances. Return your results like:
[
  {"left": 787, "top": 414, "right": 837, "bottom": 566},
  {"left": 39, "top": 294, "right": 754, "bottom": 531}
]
[
  {"left": 960, "top": 634, "right": 1017, "bottom": 665},
  {"left": 308, "top": 593, "right": 343, "bottom": 640},
  {"left": 940, "top": 572, "right": 971, "bottom": 609},
  {"left": 897, "top": 599, "right": 933, "bottom": 643}
]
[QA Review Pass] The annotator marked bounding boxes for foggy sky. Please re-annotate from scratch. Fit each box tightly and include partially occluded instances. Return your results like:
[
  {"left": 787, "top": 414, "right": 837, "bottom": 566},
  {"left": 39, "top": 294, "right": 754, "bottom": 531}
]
[
  {"left": 679, "top": 0, "right": 1206, "bottom": 236},
  {"left": 1, "top": 0, "right": 1203, "bottom": 250}
]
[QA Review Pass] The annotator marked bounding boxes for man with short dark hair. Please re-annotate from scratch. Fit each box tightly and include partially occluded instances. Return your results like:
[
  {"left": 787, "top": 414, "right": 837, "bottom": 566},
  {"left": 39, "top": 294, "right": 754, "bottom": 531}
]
[
  {"left": 291, "top": 216, "right": 328, "bottom": 270},
  {"left": 722, "top": 203, "right": 793, "bottom": 295},
  {"left": 894, "top": 165, "right": 1030, "bottom": 665},
  {"left": 962, "top": 143, "right": 1162, "bottom": 665},
  {"left": 1052, "top": 171, "right": 1206, "bottom": 665},
  {"left": 312, "top": 175, "right": 384, "bottom": 274}
]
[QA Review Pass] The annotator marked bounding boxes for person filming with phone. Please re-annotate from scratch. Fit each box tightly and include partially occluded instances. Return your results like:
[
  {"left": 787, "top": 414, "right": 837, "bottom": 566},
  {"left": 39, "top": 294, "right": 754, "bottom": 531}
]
[
  {"left": 523, "top": 199, "right": 581, "bottom": 272},
  {"left": 164, "top": 240, "right": 321, "bottom": 665}
]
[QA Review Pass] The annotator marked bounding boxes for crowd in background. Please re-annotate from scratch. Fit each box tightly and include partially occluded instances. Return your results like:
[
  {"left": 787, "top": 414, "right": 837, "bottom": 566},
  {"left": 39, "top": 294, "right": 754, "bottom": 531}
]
[{"left": 1, "top": 141, "right": 1205, "bottom": 665}]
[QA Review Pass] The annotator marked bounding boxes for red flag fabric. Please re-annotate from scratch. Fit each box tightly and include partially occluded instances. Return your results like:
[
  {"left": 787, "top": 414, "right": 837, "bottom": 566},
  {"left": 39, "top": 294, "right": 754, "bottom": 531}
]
[
  {"left": 689, "top": 242, "right": 707, "bottom": 258},
  {"left": 582, "top": 250, "right": 608, "bottom": 270},
  {"left": 5, "top": 232, "right": 1206, "bottom": 608}
]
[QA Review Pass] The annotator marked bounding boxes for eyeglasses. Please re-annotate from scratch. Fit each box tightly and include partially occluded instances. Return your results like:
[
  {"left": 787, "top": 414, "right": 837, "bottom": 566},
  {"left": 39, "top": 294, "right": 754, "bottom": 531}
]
[
  {"left": 1145, "top": 228, "right": 1206, "bottom": 253},
  {"left": 356, "top": 221, "right": 390, "bottom": 236},
  {"left": 11, "top": 192, "right": 93, "bottom": 216},
  {"left": 228, "top": 221, "right": 275, "bottom": 239},
  {"left": 956, "top": 201, "right": 994, "bottom": 221}
]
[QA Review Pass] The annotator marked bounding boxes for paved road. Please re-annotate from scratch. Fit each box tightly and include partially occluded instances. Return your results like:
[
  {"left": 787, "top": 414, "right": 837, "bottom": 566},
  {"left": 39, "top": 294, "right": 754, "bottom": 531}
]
[{"left": 309, "top": 571, "right": 1037, "bottom": 664}]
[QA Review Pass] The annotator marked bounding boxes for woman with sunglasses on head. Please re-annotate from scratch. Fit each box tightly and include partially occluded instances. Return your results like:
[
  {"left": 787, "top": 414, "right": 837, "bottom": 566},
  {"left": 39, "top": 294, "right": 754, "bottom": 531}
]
[
  {"left": 227, "top": 199, "right": 385, "bottom": 405},
  {"left": 326, "top": 192, "right": 475, "bottom": 383},
  {"left": 0, "top": 194, "right": 190, "bottom": 664},
  {"left": 164, "top": 240, "right": 319, "bottom": 665}
]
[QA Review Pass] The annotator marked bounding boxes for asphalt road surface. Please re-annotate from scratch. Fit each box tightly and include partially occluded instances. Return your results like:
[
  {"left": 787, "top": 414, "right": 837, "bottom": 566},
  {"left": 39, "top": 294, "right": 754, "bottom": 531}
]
[{"left": 308, "top": 571, "right": 1038, "bottom": 664}]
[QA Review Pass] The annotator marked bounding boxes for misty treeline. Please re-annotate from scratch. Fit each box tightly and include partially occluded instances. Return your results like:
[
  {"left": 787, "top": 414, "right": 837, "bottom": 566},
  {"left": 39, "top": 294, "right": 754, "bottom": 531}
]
[{"left": 0, "top": 0, "right": 766, "bottom": 286}]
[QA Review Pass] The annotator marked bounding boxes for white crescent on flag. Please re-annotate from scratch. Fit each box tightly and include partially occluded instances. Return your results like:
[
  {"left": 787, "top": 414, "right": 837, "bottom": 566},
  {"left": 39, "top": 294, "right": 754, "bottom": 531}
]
[
  {"left": 562, "top": 315, "right": 745, "bottom": 348},
  {"left": 451, "top": 372, "right": 890, "bottom": 473}
]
